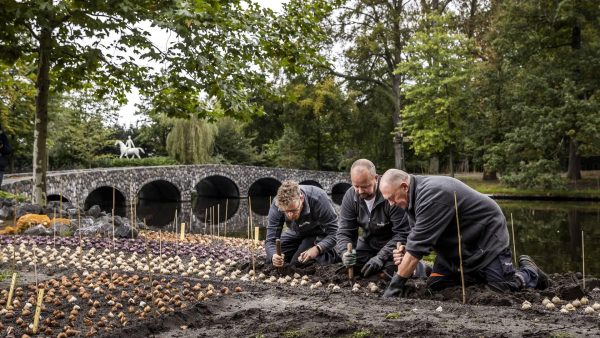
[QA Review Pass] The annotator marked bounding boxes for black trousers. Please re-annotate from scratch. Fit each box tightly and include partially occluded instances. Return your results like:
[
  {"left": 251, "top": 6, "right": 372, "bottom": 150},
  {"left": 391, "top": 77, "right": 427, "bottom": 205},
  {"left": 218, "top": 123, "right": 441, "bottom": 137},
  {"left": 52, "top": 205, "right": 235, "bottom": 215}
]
[
  {"left": 280, "top": 229, "right": 339, "bottom": 264},
  {"left": 426, "top": 248, "right": 538, "bottom": 292}
]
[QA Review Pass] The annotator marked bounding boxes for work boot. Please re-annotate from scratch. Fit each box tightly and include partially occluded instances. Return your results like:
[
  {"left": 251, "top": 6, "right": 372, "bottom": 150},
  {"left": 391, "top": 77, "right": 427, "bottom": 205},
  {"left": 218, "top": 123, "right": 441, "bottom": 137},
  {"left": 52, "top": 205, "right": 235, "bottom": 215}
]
[{"left": 519, "top": 255, "right": 549, "bottom": 290}]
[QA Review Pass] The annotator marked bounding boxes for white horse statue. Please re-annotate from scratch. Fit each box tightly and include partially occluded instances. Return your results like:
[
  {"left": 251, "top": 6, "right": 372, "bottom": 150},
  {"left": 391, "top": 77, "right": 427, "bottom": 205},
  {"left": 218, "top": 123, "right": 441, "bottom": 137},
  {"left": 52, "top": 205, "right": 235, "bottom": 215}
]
[{"left": 115, "top": 140, "right": 145, "bottom": 159}]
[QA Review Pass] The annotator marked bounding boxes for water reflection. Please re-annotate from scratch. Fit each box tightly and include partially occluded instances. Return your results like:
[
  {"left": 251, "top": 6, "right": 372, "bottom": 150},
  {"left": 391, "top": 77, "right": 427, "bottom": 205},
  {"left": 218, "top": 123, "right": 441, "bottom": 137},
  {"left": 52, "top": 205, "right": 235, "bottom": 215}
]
[
  {"left": 136, "top": 198, "right": 180, "bottom": 228},
  {"left": 498, "top": 201, "right": 600, "bottom": 275}
]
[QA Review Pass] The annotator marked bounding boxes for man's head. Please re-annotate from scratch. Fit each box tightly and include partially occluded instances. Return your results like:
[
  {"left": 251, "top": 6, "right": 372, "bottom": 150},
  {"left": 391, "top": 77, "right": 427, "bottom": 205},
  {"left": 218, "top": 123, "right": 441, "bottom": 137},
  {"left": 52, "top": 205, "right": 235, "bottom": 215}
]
[
  {"left": 379, "top": 169, "right": 411, "bottom": 209},
  {"left": 350, "top": 159, "right": 378, "bottom": 200},
  {"left": 275, "top": 180, "right": 304, "bottom": 221}
]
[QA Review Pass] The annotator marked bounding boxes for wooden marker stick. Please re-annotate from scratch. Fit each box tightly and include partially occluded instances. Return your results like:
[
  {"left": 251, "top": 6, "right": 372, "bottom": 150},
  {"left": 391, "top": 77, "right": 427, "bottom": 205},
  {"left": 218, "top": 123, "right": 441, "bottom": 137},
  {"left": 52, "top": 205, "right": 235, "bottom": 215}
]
[
  {"left": 276, "top": 239, "right": 282, "bottom": 273},
  {"left": 347, "top": 243, "right": 354, "bottom": 280},
  {"left": 32, "top": 288, "right": 44, "bottom": 334},
  {"left": 454, "top": 191, "right": 466, "bottom": 305},
  {"left": 6, "top": 273, "right": 17, "bottom": 309}
]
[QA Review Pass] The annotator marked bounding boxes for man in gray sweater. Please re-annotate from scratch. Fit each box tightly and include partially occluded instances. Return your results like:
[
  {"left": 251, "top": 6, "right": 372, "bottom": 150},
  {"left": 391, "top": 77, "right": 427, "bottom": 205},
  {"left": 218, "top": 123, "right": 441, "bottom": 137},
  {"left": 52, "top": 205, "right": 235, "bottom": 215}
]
[
  {"left": 337, "top": 159, "right": 428, "bottom": 278},
  {"left": 379, "top": 169, "right": 549, "bottom": 297},
  {"left": 265, "top": 180, "right": 339, "bottom": 267}
]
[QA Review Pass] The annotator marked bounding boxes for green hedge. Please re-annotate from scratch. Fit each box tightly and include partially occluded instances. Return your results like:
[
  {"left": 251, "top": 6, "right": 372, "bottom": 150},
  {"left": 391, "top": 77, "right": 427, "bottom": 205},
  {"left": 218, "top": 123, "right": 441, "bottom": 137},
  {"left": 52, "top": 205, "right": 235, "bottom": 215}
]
[{"left": 91, "top": 155, "right": 180, "bottom": 168}]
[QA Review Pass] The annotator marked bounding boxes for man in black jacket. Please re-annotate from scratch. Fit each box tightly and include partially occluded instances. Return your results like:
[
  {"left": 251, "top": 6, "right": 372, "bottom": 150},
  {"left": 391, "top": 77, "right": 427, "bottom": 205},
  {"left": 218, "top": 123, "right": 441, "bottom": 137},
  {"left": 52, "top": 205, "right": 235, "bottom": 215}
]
[
  {"left": 265, "top": 180, "right": 339, "bottom": 267},
  {"left": 337, "top": 159, "right": 428, "bottom": 278},
  {"left": 379, "top": 169, "right": 549, "bottom": 297}
]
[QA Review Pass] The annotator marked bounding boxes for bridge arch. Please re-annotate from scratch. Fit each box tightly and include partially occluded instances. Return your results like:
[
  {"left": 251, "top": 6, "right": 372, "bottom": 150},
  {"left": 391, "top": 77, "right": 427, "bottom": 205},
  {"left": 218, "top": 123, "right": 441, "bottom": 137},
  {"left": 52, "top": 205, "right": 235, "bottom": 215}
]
[
  {"left": 299, "top": 180, "right": 322, "bottom": 189},
  {"left": 248, "top": 177, "right": 281, "bottom": 216},
  {"left": 84, "top": 186, "right": 127, "bottom": 216},
  {"left": 194, "top": 175, "right": 240, "bottom": 222},
  {"left": 331, "top": 182, "right": 352, "bottom": 205}
]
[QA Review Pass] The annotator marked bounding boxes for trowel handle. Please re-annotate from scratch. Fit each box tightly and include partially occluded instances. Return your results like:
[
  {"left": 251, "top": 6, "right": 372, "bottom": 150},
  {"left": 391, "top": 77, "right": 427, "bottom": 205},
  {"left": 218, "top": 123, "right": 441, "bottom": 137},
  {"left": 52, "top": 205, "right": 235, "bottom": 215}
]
[{"left": 347, "top": 243, "right": 353, "bottom": 280}]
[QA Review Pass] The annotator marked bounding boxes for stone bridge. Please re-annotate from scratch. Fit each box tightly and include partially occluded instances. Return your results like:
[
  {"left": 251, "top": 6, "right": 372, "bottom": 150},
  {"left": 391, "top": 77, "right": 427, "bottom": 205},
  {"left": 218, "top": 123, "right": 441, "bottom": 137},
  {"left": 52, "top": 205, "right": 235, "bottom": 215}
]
[{"left": 2, "top": 165, "right": 351, "bottom": 229}]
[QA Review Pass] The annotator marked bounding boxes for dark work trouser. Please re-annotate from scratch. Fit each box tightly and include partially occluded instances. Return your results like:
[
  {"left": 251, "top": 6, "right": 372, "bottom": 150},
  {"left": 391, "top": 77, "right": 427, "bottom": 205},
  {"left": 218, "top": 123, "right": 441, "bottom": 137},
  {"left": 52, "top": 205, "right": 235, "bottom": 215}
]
[
  {"left": 280, "top": 229, "right": 339, "bottom": 265},
  {"left": 355, "top": 238, "right": 429, "bottom": 278},
  {"left": 426, "top": 248, "right": 539, "bottom": 292}
]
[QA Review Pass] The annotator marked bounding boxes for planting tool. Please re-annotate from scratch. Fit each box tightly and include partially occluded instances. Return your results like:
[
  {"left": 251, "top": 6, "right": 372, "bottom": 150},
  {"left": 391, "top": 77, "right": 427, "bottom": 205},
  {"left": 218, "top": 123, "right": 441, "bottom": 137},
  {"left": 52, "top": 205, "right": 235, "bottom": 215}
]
[
  {"left": 276, "top": 238, "right": 283, "bottom": 274},
  {"left": 347, "top": 243, "right": 354, "bottom": 281}
]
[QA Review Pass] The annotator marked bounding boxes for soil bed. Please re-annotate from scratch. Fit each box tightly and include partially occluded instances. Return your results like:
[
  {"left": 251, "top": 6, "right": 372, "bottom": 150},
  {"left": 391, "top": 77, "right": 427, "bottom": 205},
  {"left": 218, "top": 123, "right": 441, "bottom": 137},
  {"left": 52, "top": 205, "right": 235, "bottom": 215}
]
[{"left": 108, "top": 264, "right": 600, "bottom": 338}]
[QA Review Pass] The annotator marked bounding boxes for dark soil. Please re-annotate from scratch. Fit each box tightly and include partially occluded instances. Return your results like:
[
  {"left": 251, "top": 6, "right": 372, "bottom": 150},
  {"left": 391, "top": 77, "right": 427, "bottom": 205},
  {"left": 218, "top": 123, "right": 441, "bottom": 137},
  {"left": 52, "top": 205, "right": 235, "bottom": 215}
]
[{"left": 104, "top": 264, "right": 600, "bottom": 338}]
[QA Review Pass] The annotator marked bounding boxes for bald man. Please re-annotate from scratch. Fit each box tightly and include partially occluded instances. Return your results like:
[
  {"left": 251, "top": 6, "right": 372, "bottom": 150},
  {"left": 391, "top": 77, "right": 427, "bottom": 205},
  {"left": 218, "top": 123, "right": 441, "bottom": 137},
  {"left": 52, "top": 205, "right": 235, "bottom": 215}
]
[{"left": 379, "top": 169, "right": 549, "bottom": 297}]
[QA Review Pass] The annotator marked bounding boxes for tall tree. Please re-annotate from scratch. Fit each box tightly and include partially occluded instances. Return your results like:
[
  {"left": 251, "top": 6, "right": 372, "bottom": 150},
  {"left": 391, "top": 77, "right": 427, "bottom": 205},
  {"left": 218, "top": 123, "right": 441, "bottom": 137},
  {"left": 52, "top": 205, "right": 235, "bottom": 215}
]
[
  {"left": 486, "top": 0, "right": 600, "bottom": 185},
  {"left": 47, "top": 92, "right": 118, "bottom": 169},
  {"left": 0, "top": 0, "right": 304, "bottom": 205},
  {"left": 397, "top": 12, "right": 476, "bottom": 177},
  {"left": 166, "top": 117, "right": 217, "bottom": 164},
  {"left": 323, "top": 0, "right": 453, "bottom": 170}
]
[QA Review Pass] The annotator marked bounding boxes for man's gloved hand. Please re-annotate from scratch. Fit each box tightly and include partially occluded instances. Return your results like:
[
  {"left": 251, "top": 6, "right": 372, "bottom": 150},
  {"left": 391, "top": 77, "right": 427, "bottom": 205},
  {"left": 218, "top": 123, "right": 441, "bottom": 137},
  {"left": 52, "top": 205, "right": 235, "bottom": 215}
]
[
  {"left": 361, "top": 256, "right": 384, "bottom": 277},
  {"left": 342, "top": 249, "right": 357, "bottom": 267},
  {"left": 382, "top": 274, "right": 408, "bottom": 298}
]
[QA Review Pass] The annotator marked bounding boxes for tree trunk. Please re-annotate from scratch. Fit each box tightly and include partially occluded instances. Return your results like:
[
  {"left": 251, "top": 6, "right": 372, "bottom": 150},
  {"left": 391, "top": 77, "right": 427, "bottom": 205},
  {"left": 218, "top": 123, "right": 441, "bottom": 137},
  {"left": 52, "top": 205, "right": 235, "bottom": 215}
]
[
  {"left": 392, "top": 74, "right": 405, "bottom": 170},
  {"left": 32, "top": 26, "right": 51, "bottom": 206},
  {"left": 483, "top": 170, "right": 497, "bottom": 181},
  {"left": 567, "top": 136, "right": 581, "bottom": 180},
  {"left": 448, "top": 148, "right": 454, "bottom": 178}
]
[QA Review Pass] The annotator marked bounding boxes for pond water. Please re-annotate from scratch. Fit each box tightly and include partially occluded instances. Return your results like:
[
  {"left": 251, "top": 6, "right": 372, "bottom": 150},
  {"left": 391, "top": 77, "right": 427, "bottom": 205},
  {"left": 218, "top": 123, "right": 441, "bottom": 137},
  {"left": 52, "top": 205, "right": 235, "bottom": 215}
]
[{"left": 134, "top": 197, "right": 600, "bottom": 276}]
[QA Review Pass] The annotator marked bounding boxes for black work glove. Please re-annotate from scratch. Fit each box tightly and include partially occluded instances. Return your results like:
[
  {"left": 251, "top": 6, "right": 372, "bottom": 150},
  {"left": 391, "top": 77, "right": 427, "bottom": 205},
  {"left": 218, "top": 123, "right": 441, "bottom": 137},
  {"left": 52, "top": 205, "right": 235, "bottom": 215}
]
[
  {"left": 382, "top": 274, "right": 408, "bottom": 298},
  {"left": 360, "top": 256, "right": 384, "bottom": 277}
]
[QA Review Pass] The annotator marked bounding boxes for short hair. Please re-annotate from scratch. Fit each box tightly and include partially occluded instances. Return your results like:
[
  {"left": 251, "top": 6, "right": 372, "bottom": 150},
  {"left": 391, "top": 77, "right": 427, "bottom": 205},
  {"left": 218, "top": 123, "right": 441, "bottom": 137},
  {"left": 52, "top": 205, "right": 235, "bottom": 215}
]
[
  {"left": 380, "top": 169, "right": 410, "bottom": 188},
  {"left": 274, "top": 180, "right": 302, "bottom": 208},
  {"left": 350, "top": 159, "right": 376, "bottom": 177}
]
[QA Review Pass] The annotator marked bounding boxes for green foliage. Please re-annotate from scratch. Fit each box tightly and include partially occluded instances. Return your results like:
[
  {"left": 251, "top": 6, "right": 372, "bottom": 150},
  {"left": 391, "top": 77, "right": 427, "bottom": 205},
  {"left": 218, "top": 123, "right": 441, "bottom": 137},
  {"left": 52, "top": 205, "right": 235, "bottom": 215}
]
[
  {"left": 0, "top": 190, "right": 27, "bottom": 202},
  {"left": 384, "top": 313, "right": 401, "bottom": 319},
  {"left": 482, "top": 0, "right": 600, "bottom": 181},
  {"left": 213, "top": 117, "right": 261, "bottom": 165},
  {"left": 282, "top": 329, "right": 302, "bottom": 338},
  {"left": 91, "top": 155, "right": 178, "bottom": 168},
  {"left": 397, "top": 13, "right": 476, "bottom": 174},
  {"left": 166, "top": 117, "right": 217, "bottom": 164},
  {"left": 47, "top": 93, "right": 118, "bottom": 169},
  {"left": 264, "top": 125, "right": 309, "bottom": 169},
  {"left": 500, "top": 160, "right": 566, "bottom": 190},
  {"left": 351, "top": 329, "right": 372, "bottom": 338}
]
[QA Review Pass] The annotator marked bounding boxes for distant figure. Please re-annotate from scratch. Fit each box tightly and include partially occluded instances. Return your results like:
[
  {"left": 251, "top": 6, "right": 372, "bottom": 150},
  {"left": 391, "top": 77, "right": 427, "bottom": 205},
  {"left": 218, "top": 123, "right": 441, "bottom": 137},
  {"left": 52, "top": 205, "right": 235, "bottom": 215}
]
[
  {"left": 125, "top": 136, "right": 135, "bottom": 149},
  {"left": 115, "top": 140, "right": 145, "bottom": 159},
  {"left": 0, "top": 125, "right": 11, "bottom": 189}
]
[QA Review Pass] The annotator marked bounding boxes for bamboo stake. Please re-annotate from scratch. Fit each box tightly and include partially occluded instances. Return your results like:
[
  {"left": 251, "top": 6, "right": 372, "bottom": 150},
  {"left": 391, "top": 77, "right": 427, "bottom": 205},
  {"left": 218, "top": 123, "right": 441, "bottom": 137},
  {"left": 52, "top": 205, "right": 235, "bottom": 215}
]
[
  {"left": 32, "top": 288, "right": 44, "bottom": 334},
  {"left": 454, "top": 191, "right": 466, "bottom": 305},
  {"left": 247, "top": 216, "right": 250, "bottom": 240},
  {"left": 174, "top": 209, "right": 178, "bottom": 235},
  {"left": 217, "top": 204, "right": 220, "bottom": 238},
  {"left": 204, "top": 208, "right": 208, "bottom": 235},
  {"left": 143, "top": 226, "right": 155, "bottom": 317},
  {"left": 582, "top": 230, "right": 585, "bottom": 290},
  {"left": 276, "top": 239, "right": 283, "bottom": 274},
  {"left": 347, "top": 243, "right": 354, "bottom": 281},
  {"left": 510, "top": 213, "right": 517, "bottom": 266},
  {"left": 159, "top": 230, "right": 162, "bottom": 268},
  {"left": 52, "top": 208, "right": 56, "bottom": 249},
  {"left": 59, "top": 181, "right": 63, "bottom": 217},
  {"left": 224, "top": 199, "right": 228, "bottom": 237},
  {"left": 112, "top": 208, "right": 115, "bottom": 252},
  {"left": 189, "top": 205, "right": 193, "bottom": 233},
  {"left": 253, "top": 226, "right": 259, "bottom": 279}
]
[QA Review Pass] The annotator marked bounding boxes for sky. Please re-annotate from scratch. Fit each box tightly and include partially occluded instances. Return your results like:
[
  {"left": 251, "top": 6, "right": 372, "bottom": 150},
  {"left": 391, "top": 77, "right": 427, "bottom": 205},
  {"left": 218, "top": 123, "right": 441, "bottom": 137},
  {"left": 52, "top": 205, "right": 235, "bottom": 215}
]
[{"left": 117, "top": 0, "right": 287, "bottom": 127}]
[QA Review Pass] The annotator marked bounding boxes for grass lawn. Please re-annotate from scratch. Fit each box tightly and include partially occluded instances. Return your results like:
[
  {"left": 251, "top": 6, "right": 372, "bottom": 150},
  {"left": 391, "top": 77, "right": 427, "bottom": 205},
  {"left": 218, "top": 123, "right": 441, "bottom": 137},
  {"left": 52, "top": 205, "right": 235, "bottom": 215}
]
[{"left": 453, "top": 170, "right": 600, "bottom": 198}]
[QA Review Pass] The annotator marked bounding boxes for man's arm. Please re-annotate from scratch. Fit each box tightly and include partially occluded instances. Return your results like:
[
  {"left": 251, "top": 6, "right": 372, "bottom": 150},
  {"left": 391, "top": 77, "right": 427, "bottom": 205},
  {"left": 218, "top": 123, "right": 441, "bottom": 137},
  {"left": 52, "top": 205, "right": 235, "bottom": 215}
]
[
  {"left": 335, "top": 189, "right": 359, "bottom": 255},
  {"left": 265, "top": 201, "right": 284, "bottom": 262},
  {"left": 376, "top": 206, "right": 409, "bottom": 261},
  {"left": 397, "top": 251, "right": 420, "bottom": 278},
  {"left": 312, "top": 190, "right": 339, "bottom": 252}
]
